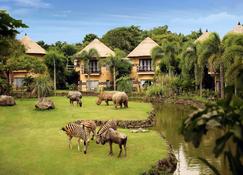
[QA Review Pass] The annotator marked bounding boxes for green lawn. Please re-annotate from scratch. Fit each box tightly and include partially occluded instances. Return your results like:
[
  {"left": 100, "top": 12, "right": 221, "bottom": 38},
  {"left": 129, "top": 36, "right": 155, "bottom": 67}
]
[{"left": 0, "top": 96, "right": 168, "bottom": 175}]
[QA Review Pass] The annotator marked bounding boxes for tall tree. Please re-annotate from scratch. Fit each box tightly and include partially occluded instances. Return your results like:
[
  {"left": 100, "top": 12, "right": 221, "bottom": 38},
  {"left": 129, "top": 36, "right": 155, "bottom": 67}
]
[
  {"left": 82, "top": 34, "right": 98, "bottom": 44},
  {"left": 99, "top": 49, "right": 130, "bottom": 90},
  {"left": 44, "top": 49, "right": 66, "bottom": 89},
  {"left": 77, "top": 48, "right": 99, "bottom": 91},
  {"left": 151, "top": 41, "right": 179, "bottom": 76},
  {"left": 222, "top": 33, "right": 243, "bottom": 96},
  {"left": 196, "top": 32, "right": 221, "bottom": 96},
  {"left": 102, "top": 26, "right": 143, "bottom": 53},
  {"left": 0, "top": 10, "right": 28, "bottom": 37}
]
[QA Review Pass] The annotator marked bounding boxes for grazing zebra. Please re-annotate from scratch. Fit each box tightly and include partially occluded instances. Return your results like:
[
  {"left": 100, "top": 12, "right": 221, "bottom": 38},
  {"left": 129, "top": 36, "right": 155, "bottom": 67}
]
[
  {"left": 96, "top": 120, "right": 117, "bottom": 144},
  {"left": 80, "top": 120, "right": 96, "bottom": 141},
  {"left": 61, "top": 123, "right": 89, "bottom": 154}
]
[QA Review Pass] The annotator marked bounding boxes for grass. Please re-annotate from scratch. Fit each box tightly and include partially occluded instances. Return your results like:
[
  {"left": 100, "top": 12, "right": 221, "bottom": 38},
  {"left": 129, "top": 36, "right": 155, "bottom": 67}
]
[{"left": 0, "top": 96, "right": 167, "bottom": 175}]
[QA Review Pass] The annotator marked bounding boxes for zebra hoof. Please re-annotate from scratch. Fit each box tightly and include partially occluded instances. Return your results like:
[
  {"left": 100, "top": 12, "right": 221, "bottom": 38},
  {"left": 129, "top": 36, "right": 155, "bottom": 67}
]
[{"left": 84, "top": 151, "right": 87, "bottom": 154}]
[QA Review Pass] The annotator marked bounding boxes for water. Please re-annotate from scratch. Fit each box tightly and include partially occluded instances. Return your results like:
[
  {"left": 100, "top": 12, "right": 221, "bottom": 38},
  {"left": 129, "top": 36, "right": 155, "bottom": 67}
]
[{"left": 154, "top": 103, "right": 229, "bottom": 175}]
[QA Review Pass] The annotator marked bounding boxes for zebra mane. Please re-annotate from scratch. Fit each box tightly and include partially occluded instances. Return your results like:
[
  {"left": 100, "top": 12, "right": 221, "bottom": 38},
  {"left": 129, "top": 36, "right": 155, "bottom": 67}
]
[{"left": 97, "top": 120, "right": 108, "bottom": 135}]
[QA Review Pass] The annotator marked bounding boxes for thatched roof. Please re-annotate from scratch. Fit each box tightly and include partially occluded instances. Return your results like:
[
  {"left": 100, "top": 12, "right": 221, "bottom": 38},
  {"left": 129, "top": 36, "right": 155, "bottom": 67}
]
[
  {"left": 228, "top": 22, "right": 243, "bottom": 34},
  {"left": 77, "top": 39, "right": 114, "bottom": 58},
  {"left": 127, "top": 37, "right": 159, "bottom": 58},
  {"left": 195, "top": 30, "right": 212, "bottom": 43},
  {"left": 20, "top": 35, "right": 46, "bottom": 55}
]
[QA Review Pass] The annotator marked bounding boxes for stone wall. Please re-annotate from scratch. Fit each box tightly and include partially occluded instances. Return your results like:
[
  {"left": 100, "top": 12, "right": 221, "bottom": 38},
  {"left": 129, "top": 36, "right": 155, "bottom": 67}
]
[{"left": 74, "top": 110, "right": 156, "bottom": 129}]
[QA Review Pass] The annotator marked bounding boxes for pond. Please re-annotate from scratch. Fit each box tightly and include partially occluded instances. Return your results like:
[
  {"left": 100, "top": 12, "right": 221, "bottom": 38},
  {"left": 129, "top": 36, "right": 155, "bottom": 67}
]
[{"left": 154, "top": 103, "right": 230, "bottom": 175}]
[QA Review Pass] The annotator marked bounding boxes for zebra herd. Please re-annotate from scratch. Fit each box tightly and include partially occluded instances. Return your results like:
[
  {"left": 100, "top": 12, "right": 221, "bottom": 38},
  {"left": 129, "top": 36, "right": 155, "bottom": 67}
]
[{"left": 61, "top": 120, "right": 127, "bottom": 157}]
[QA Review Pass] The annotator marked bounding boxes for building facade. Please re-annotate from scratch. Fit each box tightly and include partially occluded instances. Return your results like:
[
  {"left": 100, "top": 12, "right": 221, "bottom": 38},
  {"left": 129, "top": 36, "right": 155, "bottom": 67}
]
[
  {"left": 127, "top": 37, "right": 159, "bottom": 91},
  {"left": 12, "top": 35, "right": 46, "bottom": 89},
  {"left": 75, "top": 39, "right": 114, "bottom": 91}
]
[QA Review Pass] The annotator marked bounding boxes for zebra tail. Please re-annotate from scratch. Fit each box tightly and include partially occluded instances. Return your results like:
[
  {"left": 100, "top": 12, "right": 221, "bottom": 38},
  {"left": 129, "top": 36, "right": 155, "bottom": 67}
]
[{"left": 61, "top": 127, "right": 66, "bottom": 131}]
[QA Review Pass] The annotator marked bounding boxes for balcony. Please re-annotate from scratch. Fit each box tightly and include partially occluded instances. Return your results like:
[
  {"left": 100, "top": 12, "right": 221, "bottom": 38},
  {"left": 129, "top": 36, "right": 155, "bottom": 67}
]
[
  {"left": 83, "top": 69, "right": 101, "bottom": 76},
  {"left": 137, "top": 66, "right": 155, "bottom": 74}
]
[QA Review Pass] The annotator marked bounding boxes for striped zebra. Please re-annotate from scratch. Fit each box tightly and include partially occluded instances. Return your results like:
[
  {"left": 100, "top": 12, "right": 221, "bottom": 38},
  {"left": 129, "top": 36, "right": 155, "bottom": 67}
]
[
  {"left": 96, "top": 120, "right": 117, "bottom": 144},
  {"left": 80, "top": 120, "right": 96, "bottom": 141},
  {"left": 61, "top": 123, "right": 90, "bottom": 154}
]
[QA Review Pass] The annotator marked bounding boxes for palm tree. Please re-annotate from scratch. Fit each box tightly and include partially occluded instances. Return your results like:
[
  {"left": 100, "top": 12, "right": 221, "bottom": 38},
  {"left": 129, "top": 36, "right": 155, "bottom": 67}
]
[
  {"left": 151, "top": 41, "right": 179, "bottom": 76},
  {"left": 99, "top": 49, "right": 126, "bottom": 90},
  {"left": 77, "top": 48, "right": 99, "bottom": 91},
  {"left": 196, "top": 32, "right": 221, "bottom": 97},
  {"left": 32, "top": 75, "right": 53, "bottom": 99},
  {"left": 181, "top": 43, "right": 199, "bottom": 91},
  {"left": 222, "top": 33, "right": 243, "bottom": 95}
]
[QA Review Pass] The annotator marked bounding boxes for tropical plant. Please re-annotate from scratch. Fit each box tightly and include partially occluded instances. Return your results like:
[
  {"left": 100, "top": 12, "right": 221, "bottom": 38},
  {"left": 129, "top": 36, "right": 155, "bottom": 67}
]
[
  {"left": 100, "top": 49, "right": 131, "bottom": 90},
  {"left": 116, "top": 76, "right": 133, "bottom": 93},
  {"left": 44, "top": 49, "right": 66, "bottom": 89},
  {"left": 196, "top": 32, "right": 221, "bottom": 97},
  {"left": 23, "top": 76, "right": 34, "bottom": 92},
  {"left": 222, "top": 33, "right": 243, "bottom": 96},
  {"left": 0, "top": 77, "right": 12, "bottom": 94},
  {"left": 181, "top": 86, "right": 243, "bottom": 175},
  {"left": 32, "top": 75, "right": 53, "bottom": 99},
  {"left": 151, "top": 41, "right": 179, "bottom": 76},
  {"left": 145, "top": 84, "right": 163, "bottom": 98},
  {"left": 77, "top": 48, "right": 99, "bottom": 91},
  {"left": 181, "top": 43, "right": 198, "bottom": 91}
]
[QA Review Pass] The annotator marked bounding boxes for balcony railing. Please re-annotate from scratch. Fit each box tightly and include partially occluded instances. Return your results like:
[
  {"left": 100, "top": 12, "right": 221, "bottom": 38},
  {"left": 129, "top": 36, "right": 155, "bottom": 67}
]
[
  {"left": 137, "top": 66, "right": 154, "bottom": 72},
  {"left": 84, "top": 69, "right": 101, "bottom": 74}
]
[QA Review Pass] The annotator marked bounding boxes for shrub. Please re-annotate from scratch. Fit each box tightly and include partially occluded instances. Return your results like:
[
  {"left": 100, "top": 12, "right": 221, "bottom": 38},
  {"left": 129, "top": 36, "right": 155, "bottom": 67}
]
[
  {"left": 146, "top": 84, "right": 163, "bottom": 97},
  {"left": 0, "top": 78, "right": 12, "bottom": 94},
  {"left": 116, "top": 76, "right": 133, "bottom": 93}
]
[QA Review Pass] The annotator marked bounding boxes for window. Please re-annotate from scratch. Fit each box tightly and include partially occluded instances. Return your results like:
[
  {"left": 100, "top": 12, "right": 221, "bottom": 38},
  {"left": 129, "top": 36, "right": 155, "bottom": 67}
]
[
  {"left": 89, "top": 60, "right": 99, "bottom": 73},
  {"left": 14, "top": 78, "right": 24, "bottom": 88},
  {"left": 138, "top": 59, "right": 152, "bottom": 71}
]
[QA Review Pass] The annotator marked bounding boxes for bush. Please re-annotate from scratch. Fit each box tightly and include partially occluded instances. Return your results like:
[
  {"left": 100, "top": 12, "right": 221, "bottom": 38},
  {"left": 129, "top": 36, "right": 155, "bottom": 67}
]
[
  {"left": 23, "top": 76, "right": 34, "bottom": 92},
  {"left": 116, "top": 76, "right": 133, "bottom": 93},
  {"left": 146, "top": 84, "right": 163, "bottom": 97},
  {"left": 0, "top": 78, "right": 12, "bottom": 94}
]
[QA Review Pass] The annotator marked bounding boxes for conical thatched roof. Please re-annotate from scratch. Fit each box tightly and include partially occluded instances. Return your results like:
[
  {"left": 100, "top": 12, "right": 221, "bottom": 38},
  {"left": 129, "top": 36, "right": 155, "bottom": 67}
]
[
  {"left": 127, "top": 37, "right": 159, "bottom": 57},
  {"left": 77, "top": 39, "right": 114, "bottom": 58},
  {"left": 228, "top": 22, "right": 243, "bottom": 34},
  {"left": 195, "top": 30, "right": 212, "bottom": 43},
  {"left": 20, "top": 35, "right": 46, "bottom": 55}
]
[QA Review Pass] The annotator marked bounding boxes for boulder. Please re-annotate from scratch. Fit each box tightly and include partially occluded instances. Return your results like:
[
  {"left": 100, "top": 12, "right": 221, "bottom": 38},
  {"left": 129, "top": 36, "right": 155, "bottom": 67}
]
[
  {"left": 0, "top": 95, "right": 16, "bottom": 106},
  {"left": 35, "top": 98, "right": 55, "bottom": 110}
]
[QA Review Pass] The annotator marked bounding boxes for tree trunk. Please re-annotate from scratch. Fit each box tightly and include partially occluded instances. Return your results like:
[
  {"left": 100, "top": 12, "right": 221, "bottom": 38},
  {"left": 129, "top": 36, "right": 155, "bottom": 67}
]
[
  {"left": 194, "top": 64, "right": 198, "bottom": 91},
  {"left": 219, "top": 64, "right": 224, "bottom": 99},
  {"left": 87, "top": 73, "right": 90, "bottom": 91},
  {"left": 200, "top": 79, "right": 203, "bottom": 97},
  {"left": 113, "top": 67, "right": 116, "bottom": 91}
]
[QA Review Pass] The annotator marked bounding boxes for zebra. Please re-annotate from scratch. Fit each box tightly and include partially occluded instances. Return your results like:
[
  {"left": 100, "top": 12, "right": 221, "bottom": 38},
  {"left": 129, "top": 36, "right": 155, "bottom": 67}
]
[
  {"left": 96, "top": 120, "right": 117, "bottom": 144},
  {"left": 79, "top": 120, "right": 96, "bottom": 141},
  {"left": 61, "top": 123, "right": 90, "bottom": 154}
]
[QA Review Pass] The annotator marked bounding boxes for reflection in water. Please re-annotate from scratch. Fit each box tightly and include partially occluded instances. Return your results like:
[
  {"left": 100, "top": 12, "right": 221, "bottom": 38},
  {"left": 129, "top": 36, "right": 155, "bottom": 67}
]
[{"left": 154, "top": 103, "right": 229, "bottom": 175}]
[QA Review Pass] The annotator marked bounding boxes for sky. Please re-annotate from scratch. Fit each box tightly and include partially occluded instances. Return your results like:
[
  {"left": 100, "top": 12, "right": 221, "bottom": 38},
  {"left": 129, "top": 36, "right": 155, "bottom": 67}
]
[{"left": 1, "top": 0, "right": 243, "bottom": 44}]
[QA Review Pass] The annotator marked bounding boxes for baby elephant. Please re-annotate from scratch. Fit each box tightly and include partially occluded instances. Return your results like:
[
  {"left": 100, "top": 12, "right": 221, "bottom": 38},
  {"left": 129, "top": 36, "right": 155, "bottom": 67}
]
[
  {"left": 96, "top": 128, "right": 127, "bottom": 158},
  {"left": 96, "top": 93, "right": 114, "bottom": 105}
]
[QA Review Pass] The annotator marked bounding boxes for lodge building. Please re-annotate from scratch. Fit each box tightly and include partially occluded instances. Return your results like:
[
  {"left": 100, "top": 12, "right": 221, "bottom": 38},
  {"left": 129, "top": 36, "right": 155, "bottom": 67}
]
[{"left": 12, "top": 35, "right": 46, "bottom": 88}]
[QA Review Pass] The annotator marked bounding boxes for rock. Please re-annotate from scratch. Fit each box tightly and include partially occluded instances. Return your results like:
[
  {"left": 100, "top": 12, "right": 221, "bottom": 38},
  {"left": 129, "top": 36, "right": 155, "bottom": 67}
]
[
  {"left": 35, "top": 98, "right": 55, "bottom": 110},
  {"left": 0, "top": 95, "right": 16, "bottom": 106}
]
